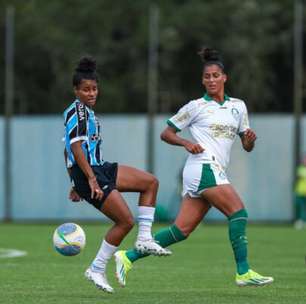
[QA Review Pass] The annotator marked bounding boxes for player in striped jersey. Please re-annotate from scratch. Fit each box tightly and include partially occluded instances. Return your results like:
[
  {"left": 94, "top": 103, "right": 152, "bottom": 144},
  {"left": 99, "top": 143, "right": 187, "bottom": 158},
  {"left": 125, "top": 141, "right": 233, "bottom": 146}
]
[
  {"left": 63, "top": 57, "right": 170, "bottom": 293},
  {"left": 115, "top": 47, "right": 273, "bottom": 287}
]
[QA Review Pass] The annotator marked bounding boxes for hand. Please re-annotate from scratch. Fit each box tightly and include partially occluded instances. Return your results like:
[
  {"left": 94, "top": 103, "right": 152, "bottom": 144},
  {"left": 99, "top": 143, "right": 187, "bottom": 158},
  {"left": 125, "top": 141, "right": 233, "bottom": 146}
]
[
  {"left": 69, "top": 187, "right": 82, "bottom": 202},
  {"left": 243, "top": 129, "right": 257, "bottom": 144},
  {"left": 88, "top": 176, "right": 104, "bottom": 200},
  {"left": 242, "top": 129, "right": 257, "bottom": 152},
  {"left": 183, "top": 141, "right": 205, "bottom": 154}
]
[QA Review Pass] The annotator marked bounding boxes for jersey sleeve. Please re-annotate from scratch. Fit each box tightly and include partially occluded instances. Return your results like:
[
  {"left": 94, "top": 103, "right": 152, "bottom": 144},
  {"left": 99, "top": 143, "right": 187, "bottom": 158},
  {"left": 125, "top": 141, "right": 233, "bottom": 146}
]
[
  {"left": 64, "top": 102, "right": 88, "bottom": 144},
  {"left": 167, "top": 100, "right": 200, "bottom": 131},
  {"left": 238, "top": 101, "right": 250, "bottom": 135}
]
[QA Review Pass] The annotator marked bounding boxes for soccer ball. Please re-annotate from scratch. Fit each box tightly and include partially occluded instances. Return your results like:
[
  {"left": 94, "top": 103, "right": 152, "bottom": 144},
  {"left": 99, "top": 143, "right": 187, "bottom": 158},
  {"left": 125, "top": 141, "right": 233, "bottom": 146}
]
[{"left": 53, "top": 223, "right": 86, "bottom": 256}]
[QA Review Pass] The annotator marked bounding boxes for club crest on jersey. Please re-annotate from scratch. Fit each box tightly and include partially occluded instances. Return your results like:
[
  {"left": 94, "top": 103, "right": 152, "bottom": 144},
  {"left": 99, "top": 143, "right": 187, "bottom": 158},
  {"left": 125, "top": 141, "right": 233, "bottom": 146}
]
[
  {"left": 91, "top": 134, "right": 101, "bottom": 141},
  {"left": 231, "top": 108, "right": 239, "bottom": 121}
]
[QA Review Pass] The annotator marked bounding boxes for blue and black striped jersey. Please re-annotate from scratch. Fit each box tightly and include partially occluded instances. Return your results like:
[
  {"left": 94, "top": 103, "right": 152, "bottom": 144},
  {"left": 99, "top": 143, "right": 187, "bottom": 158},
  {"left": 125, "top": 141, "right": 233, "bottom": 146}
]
[{"left": 63, "top": 100, "right": 103, "bottom": 168}]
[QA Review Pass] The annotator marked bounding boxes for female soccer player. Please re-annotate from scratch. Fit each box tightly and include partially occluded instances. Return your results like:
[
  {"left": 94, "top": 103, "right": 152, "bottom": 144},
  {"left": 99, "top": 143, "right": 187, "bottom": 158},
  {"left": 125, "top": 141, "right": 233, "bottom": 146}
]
[
  {"left": 115, "top": 47, "right": 274, "bottom": 287},
  {"left": 63, "top": 56, "right": 170, "bottom": 293}
]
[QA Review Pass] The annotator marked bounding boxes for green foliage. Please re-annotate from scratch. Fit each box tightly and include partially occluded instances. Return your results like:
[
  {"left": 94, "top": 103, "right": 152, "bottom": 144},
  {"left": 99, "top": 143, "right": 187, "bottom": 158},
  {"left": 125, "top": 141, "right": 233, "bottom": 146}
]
[{"left": 0, "top": 0, "right": 302, "bottom": 114}]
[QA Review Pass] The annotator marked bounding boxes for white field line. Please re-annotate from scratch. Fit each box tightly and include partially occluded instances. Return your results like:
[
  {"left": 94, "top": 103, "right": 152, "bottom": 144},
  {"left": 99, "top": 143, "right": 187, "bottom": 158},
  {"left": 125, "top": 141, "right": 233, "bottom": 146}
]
[{"left": 0, "top": 248, "right": 27, "bottom": 258}]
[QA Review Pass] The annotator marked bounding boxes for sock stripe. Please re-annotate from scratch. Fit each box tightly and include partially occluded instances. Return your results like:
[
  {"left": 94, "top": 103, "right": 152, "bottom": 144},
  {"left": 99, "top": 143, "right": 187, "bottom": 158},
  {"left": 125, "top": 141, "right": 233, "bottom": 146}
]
[
  {"left": 229, "top": 217, "right": 247, "bottom": 222},
  {"left": 138, "top": 217, "right": 153, "bottom": 222},
  {"left": 168, "top": 227, "right": 178, "bottom": 242}
]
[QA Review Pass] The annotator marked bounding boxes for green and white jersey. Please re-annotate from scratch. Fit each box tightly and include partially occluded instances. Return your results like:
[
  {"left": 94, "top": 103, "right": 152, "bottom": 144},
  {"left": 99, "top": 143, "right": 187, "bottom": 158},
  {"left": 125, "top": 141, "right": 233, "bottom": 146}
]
[{"left": 167, "top": 94, "right": 249, "bottom": 170}]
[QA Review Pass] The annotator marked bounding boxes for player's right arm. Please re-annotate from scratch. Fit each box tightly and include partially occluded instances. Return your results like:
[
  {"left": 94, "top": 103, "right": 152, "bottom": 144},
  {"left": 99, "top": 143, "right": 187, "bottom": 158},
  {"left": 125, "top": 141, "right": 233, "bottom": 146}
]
[
  {"left": 64, "top": 148, "right": 82, "bottom": 202},
  {"left": 160, "top": 126, "right": 204, "bottom": 154},
  {"left": 161, "top": 100, "right": 204, "bottom": 154}
]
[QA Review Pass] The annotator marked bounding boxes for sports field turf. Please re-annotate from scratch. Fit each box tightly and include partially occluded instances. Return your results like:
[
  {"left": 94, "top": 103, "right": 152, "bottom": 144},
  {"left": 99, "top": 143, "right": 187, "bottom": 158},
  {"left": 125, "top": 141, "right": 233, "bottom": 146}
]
[{"left": 0, "top": 223, "right": 305, "bottom": 304}]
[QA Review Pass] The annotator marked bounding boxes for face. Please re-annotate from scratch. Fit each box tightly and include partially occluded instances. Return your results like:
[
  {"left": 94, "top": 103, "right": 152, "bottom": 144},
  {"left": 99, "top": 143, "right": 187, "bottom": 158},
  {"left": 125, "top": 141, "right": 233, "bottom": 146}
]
[
  {"left": 202, "top": 64, "right": 227, "bottom": 96},
  {"left": 74, "top": 79, "right": 98, "bottom": 107}
]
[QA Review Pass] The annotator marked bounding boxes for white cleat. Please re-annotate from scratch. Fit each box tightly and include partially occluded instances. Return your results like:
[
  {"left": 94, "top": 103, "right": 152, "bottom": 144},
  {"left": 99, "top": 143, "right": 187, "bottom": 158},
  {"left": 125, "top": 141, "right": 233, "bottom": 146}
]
[
  {"left": 85, "top": 268, "right": 114, "bottom": 293},
  {"left": 135, "top": 239, "right": 172, "bottom": 256}
]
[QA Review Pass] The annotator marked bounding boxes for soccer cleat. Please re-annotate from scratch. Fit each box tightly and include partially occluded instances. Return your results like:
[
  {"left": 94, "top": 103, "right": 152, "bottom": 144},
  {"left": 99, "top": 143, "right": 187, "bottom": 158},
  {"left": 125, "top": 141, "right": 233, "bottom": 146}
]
[
  {"left": 85, "top": 268, "right": 114, "bottom": 293},
  {"left": 135, "top": 239, "right": 172, "bottom": 256},
  {"left": 114, "top": 250, "right": 132, "bottom": 287},
  {"left": 236, "top": 269, "right": 274, "bottom": 287}
]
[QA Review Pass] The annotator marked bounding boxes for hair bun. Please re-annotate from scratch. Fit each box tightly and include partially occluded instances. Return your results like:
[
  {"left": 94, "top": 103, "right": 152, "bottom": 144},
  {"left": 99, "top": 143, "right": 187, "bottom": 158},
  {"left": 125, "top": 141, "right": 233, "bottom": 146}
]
[
  {"left": 198, "top": 47, "right": 220, "bottom": 63},
  {"left": 76, "top": 56, "right": 97, "bottom": 73}
]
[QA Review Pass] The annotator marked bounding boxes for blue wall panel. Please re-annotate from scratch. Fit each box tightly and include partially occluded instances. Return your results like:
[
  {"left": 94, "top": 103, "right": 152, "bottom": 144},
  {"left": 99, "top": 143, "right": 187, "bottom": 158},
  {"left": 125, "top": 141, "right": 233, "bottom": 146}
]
[
  {"left": 0, "top": 119, "right": 4, "bottom": 220},
  {"left": 0, "top": 114, "right": 302, "bottom": 221}
]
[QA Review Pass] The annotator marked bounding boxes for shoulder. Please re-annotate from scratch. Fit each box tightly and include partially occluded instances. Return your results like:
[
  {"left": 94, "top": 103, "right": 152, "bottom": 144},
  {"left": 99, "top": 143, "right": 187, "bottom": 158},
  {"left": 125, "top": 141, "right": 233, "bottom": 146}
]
[
  {"left": 63, "top": 101, "right": 77, "bottom": 121},
  {"left": 182, "top": 97, "right": 206, "bottom": 111},
  {"left": 228, "top": 97, "right": 248, "bottom": 110},
  {"left": 229, "top": 96, "right": 246, "bottom": 105}
]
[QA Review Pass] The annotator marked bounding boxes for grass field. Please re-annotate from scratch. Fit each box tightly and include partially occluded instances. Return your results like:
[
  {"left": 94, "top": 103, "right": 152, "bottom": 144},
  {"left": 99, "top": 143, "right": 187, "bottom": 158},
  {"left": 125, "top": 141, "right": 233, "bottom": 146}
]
[{"left": 1, "top": 223, "right": 306, "bottom": 304}]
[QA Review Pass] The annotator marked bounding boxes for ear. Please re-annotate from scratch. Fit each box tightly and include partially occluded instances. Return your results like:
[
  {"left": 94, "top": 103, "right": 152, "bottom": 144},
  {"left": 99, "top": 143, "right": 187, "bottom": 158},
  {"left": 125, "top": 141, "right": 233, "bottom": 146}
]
[
  {"left": 73, "top": 86, "right": 78, "bottom": 97},
  {"left": 223, "top": 74, "right": 227, "bottom": 83}
]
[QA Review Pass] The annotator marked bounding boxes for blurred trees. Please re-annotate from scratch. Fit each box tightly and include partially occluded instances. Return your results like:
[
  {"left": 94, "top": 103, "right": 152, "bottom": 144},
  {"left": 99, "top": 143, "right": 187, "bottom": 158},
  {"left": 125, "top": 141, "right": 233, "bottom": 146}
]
[{"left": 0, "top": 0, "right": 304, "bottom": 114}]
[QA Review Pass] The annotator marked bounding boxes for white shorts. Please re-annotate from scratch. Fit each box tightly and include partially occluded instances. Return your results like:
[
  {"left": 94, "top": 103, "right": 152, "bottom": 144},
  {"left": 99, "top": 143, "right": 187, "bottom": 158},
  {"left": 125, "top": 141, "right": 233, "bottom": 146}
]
[{"left": 182, "top": 161, "right": 230, "bottom": 198}]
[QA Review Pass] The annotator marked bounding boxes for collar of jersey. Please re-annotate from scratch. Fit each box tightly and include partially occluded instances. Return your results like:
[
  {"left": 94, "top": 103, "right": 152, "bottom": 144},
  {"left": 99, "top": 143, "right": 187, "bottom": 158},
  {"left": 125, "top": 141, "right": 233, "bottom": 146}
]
[
  {"left": 203, "top": 93, "right": 230, "bottom": 106},
  {"left": 75, "top": 99, "right": 93, "bottom": 112}
]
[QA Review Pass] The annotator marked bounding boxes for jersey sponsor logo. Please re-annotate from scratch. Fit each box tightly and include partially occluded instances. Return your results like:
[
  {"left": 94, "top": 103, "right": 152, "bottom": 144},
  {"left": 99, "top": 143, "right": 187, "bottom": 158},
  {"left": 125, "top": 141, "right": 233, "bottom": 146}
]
[
  {"left": 231, "top": 108, "right": 239, "bottom": 121},
  {"left": 77, "top": 103, "right": 86, "bottom": 121},
  {"left": 210, "top": 124, "right": 237, "bottom": 140}
]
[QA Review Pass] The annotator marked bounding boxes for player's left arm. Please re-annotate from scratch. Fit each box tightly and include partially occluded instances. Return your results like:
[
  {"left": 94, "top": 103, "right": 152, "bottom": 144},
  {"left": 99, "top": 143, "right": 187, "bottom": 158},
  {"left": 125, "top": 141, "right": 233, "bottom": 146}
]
[
  {"left": 240, "top": 129, "right": 257, "bottom": 152},
  {"left": 238, "top": 101, "right": 256, "bottom": 152}
]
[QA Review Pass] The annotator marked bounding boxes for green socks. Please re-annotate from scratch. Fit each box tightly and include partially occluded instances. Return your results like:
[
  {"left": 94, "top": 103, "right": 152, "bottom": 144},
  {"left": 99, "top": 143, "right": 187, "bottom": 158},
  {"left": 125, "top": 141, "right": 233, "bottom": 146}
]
[
  {"left": 126, "top": 224, "right": 187, "bottom": 263},
  {"left": 228, "top": 209, "right": 249, "bottom": 275}
]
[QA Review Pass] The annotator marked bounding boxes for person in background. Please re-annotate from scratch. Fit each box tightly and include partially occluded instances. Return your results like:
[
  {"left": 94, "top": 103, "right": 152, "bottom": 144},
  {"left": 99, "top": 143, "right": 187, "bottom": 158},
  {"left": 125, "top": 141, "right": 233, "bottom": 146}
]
[
  {"left": 114, "top": 47, "right": 274, "bottom": 288},
  {"left": 294, "top": 155, "right": 306, "bottom": 229},
  {"left": 63, "top": 56, "right": 170, "bottom": 293}
]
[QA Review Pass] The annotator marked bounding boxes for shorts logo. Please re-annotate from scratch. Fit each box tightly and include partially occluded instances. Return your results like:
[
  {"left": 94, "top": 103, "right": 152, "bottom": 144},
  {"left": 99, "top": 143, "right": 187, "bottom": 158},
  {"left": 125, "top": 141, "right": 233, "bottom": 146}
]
[
  {"left": 219, "top": 172, "right": 226, "bottom": 180},
  {"left": 231, "top": 108, "right": 239, "bottom": 121}
]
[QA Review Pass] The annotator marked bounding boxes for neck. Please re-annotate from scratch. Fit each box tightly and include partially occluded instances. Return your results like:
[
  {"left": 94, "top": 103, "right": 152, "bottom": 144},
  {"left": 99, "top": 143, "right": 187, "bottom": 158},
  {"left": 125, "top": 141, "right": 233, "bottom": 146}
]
[{"left": 210, "top": 91, "right": 225, "bottom": 103}]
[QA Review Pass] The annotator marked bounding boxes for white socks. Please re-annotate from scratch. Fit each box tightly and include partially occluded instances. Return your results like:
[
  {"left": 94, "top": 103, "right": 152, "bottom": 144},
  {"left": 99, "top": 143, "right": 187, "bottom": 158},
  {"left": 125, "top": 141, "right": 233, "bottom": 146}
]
[
  {"left": 91, "top": 239, "right": 118, "bottom": 273},
  {"left": 137, "top": 206, "right": 155, "bottom": 241}
]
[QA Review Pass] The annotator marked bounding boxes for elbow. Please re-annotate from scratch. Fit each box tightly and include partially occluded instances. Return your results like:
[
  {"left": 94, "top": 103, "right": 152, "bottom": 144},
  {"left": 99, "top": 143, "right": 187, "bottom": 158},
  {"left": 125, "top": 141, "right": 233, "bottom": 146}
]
[{"left": 160, "top": 130, "right": 167, "bottom": 142}]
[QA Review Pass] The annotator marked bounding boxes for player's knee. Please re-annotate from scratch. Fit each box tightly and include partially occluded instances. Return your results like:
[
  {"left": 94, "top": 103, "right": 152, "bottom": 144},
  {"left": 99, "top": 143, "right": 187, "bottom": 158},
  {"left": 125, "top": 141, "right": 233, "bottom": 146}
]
[
  {"left": 149, "top": 175, "right": 159, "bottom": 190},
  {"left": 119, "top": 216, "right": 134, "bottom": 232}
]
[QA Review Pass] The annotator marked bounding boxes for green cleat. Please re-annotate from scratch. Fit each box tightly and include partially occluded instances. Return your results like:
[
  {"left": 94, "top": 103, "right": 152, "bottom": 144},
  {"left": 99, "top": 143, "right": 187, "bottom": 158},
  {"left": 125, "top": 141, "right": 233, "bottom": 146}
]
[
  {"left": 114, "top": 250, "right": 132, "bottom": 287},
  {"left": 236, "top": 269, "right": 274, "bottom": 287}
]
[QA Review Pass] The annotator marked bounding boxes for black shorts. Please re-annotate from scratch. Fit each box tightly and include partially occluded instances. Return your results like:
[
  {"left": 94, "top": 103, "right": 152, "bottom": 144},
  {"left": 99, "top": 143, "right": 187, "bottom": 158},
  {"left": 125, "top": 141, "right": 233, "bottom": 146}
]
[{"left": 71, "top": 162, "right": 118, "bottom": 210}]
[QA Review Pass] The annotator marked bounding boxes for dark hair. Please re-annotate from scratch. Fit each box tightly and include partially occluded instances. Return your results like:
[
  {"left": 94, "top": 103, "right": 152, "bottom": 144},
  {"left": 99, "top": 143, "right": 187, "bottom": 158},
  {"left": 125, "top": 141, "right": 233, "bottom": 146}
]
[
  {"left": 198, "top": 47, "right": 225, "bottom": 72},
  {"left": 72, "top": 56, "right": 99, "bottom": 87}
]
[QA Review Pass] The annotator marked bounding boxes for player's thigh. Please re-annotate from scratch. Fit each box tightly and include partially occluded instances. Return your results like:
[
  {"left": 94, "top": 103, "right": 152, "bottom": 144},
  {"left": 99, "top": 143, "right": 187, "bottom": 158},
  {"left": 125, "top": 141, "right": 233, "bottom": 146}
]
[
  {"left": 101, "top": 189, "right": 134, "bottom": 225},
  {"left": 201, "top": 184, "right": 244, "bottom": 217},
  {"left": 116, "top": 165, "right": 158, "bottom": 192},
  {"left": 175, "top": 195, "right": 211, "bottom": 236}
]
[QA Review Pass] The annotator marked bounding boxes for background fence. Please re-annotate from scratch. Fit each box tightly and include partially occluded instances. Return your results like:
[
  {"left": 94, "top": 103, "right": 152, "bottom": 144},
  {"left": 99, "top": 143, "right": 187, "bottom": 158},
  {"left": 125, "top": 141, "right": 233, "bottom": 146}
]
[{"left": 0, "top": 114, "right": 304, "bottom": 222}]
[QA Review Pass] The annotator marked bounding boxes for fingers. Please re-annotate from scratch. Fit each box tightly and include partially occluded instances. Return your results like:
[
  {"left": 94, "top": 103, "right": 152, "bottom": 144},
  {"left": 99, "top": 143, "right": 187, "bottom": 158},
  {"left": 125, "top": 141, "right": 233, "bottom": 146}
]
[
  {"left": 244, "top": 129, "right": 257, "bottom": 142},
  {"left": 69, "top": 190, "right": 82, "bottom": 202},
  {"left": 189, "top": 143, "right": 205, "bottom": 154},
  {"left": 92, "top": 188, "right": 104, "bottom": 200}
]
